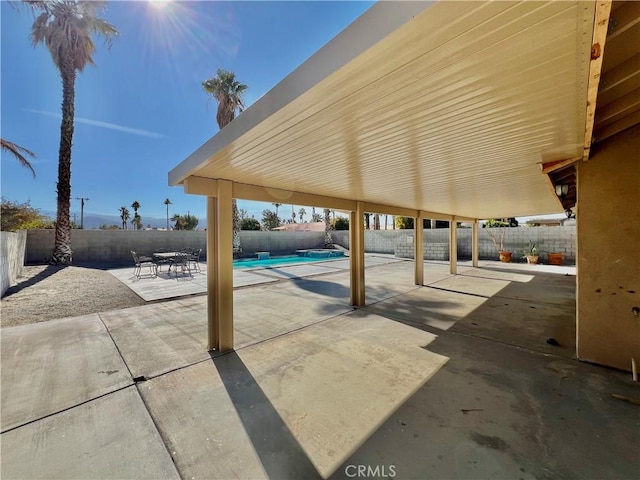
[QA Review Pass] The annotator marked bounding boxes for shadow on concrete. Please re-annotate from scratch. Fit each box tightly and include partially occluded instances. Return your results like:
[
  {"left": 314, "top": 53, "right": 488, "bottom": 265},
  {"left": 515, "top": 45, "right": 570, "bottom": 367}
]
[
  {"left": 3, "top": 265, "right": 66, "bottom": 297},
  {"left": 292, "top": 278, "right": 350, "bottom": 299},
  {"left": 374, "top": 268, "right": 577, "bottom": 359},
  {"left": 213, "top": 351, "right": 322, "bottom": 480},
  {"left": 329, "top": 330, "right": 639, "bottom": 480}
]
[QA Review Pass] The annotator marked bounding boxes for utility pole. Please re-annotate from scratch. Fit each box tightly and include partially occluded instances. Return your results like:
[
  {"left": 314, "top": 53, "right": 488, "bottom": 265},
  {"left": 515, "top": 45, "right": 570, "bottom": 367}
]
[
  {"left": 72, "top": 212, "right": 78, "bottom": 226},
  {"left": 76, "top": 197, "right": 89, "bottom": 229}
]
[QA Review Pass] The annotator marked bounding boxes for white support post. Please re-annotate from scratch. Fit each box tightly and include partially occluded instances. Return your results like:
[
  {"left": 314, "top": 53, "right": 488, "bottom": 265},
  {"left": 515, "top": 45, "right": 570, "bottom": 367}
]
[
  {"left": 449, "top": 216, "right": 458, "bottom": 275},
  {"left": 206, "top": 180, "right": 234, "bottom": 352},
  {"left": 472, "top": 219, "right": 479, "bottom": 267},
  {"left": 414, "top": 213, "right": 424, "bottom": 285},
  {"left": 350, "top": 202, "right": 365, "bottom": 306}
]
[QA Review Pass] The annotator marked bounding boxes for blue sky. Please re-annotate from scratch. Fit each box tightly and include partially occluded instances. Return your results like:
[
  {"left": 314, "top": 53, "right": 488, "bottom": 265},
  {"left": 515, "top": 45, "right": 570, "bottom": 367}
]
[{"left": 1, "top": 1, "right": 374, "bottom": 224}]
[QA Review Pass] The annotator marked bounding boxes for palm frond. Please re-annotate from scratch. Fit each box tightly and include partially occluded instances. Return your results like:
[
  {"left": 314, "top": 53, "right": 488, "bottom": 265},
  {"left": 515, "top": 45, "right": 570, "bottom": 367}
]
[{"left": 1, "top": 138, "right": 36, "bottom": 177}]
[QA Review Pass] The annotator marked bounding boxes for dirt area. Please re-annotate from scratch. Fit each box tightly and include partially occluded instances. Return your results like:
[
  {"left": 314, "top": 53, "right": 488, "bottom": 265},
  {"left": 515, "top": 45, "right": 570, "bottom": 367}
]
[{"left": 1, "top": 265, "right": 146, "bottom": 328}]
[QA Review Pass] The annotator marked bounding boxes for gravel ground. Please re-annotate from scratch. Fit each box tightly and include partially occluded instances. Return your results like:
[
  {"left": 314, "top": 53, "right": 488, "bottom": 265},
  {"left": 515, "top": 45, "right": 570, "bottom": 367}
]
[{"left": 1, "top": 265, "right": 146, "bottom": 328}]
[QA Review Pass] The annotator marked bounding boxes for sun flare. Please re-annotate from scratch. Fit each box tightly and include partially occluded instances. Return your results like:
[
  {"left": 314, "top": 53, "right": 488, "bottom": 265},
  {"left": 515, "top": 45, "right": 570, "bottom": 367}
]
[{"left": 147, "top": 0, "right": 172, "bottom": 10}]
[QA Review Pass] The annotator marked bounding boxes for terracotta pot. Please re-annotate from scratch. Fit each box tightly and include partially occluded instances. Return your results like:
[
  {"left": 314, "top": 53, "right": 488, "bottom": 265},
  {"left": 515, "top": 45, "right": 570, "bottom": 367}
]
[
  {"left": 548, "top": 252, "right": 564, "bottom": 265},
  {"left": 526, "top": 255, "right": 539, "bottom": 264},
  {"left": 499, "top": 251, "right": 512, "bottom": 263}
]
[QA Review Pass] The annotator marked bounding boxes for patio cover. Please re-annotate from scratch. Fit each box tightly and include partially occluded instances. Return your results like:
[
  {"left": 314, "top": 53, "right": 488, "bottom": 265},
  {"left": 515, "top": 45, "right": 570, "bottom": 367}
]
[
  {"left": 168, "top": 0, "right": 609, "bottom": 352},
  {"left": 170, "top": 0, "right": 601, "bottom": 220}
]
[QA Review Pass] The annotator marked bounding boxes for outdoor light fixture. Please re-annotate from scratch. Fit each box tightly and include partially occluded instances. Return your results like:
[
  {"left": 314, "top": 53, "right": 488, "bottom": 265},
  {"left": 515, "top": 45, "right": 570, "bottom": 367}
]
[{"left": 555, "top": 184, "right": 569, "bottom": 197}]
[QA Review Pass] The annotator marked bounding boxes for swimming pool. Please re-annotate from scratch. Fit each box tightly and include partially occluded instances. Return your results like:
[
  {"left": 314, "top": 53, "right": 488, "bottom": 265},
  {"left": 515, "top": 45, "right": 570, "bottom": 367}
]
[{"left": 233, "top": 254, "right": 343, "bottom": 269}]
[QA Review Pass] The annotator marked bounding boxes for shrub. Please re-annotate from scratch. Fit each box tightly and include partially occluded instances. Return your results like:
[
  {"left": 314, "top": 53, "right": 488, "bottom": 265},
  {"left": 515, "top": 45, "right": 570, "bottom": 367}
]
[{"left": 332, "top": 217, "right": 349, "bottom": 230}]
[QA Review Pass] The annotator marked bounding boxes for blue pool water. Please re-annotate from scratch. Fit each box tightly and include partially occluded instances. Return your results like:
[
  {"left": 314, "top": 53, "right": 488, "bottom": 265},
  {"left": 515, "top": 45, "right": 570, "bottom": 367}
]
[{"left": 233, "top": 254, "right": 343, "bottom": 269}]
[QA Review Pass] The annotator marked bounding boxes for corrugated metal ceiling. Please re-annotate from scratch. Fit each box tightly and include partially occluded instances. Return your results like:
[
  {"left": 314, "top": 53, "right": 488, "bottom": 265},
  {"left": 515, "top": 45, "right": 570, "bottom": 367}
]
[{"left": 170, "top": 1, "right": 597, "bottom": 219}]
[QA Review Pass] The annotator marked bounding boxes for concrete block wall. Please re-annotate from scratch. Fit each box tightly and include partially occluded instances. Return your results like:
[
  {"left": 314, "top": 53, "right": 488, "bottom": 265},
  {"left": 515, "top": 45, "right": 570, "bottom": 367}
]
[
  {"left": 26, "top": 230, "right": 207, "bottom": 265},
  {"left": 25, "top": 230, "right": 327, "bottom": 265},
  {"left": 1, "top": 231, "right": 27, "bottom": 297},
  {"left": 333, "top": 227, "right": 576, "bottom": 263},
  {"left": 237, "top": 231, "right": 325, "bottom": 255},
  {"left": 24, "top": 226, "right": 575, "bottom": 265}
]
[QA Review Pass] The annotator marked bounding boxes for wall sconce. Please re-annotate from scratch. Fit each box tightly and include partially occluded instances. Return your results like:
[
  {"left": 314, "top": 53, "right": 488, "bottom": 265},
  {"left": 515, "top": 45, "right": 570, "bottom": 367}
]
[{"left": 555, "top": 184, "right": 569, "bottom": 197}]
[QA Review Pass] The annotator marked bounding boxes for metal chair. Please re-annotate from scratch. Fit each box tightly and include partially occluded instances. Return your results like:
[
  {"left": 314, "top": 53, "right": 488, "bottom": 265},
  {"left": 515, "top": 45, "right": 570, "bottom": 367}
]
[
  {"left": 131, "top": 250, "right": 157, "bottom": 278},
  {"left": 183, "top": 248, "right": 202, "bottom": 273},
  {"left": 153, "top": 248, "right": 171, "bottom": 273},
  {"left": 169, "top": 251, "right": 191, "bottom": 277}
]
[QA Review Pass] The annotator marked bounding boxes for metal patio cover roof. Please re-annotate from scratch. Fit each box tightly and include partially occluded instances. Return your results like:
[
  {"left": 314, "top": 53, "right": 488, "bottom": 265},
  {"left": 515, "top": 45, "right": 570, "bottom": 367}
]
[{"left": 169, "top": 1, "right": 596, "bottom": 219}]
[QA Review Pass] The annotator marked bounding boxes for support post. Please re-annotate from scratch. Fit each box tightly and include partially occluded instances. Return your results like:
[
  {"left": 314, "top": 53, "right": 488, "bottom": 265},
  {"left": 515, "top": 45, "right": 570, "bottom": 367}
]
[
  {"left": 472, "top": 219, "right": 479, "bottom": 267},
  {"left": 350, "top": 202, "right": 365, "bottom": 306},
  {"left": 206, "top": 180, "right": 234, "bottom": 352},
  {"left": 449, "top": 216, "right": 458, "bottom": 275},
  {"left": 414, "top": 213, "right": 424, "bottom": 285}
]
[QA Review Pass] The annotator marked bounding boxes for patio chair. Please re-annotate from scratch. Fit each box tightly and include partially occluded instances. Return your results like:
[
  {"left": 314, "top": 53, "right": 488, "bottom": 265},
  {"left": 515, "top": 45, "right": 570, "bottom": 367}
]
[
  {"left": 169, "top": 251, "right": 191, "bottom": 277},
  {"left": 153, "top": 248, "right": 172, "bottom": 273},
  {"left": 131, "top": 250, "right": 157, "bottom": 278},
  {"left": 183, "top": 248, "right": 202, "bottom": 273}
]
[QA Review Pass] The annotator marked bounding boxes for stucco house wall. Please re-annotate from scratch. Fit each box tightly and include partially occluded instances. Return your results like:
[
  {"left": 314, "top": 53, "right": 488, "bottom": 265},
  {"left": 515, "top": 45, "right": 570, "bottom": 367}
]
[{"left": 576, "top": 124, "right": 640, "bottom": 371}]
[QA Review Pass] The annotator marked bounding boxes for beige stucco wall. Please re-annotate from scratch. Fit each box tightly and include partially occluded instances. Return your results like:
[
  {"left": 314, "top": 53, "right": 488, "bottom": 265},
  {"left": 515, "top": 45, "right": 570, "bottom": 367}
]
[{"left": 577, "top": 124, "right": 640, "bottom": 371}]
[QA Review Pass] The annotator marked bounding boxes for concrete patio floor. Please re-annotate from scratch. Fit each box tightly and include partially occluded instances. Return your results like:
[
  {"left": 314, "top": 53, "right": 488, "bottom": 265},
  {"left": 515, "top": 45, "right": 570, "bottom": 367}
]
[{"left": 2, "top": 259, "right": 639, "bottom": 479}]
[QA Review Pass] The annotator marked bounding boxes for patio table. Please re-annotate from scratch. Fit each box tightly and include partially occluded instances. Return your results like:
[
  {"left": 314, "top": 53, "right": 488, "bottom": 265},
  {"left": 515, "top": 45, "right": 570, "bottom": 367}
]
[{"left": 153, "top": 252, "right": 190, "bottom": 275}]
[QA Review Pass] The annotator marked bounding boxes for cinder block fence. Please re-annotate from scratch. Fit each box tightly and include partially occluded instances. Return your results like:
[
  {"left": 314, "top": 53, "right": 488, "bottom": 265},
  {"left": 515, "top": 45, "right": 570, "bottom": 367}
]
[{"left": 22, "top": 226, "right": 576, "bottom": 266}]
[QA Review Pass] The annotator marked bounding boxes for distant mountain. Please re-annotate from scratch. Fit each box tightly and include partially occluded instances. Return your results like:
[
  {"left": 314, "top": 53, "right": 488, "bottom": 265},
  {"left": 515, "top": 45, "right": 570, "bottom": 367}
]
[{"left": 41, "top": 210, "right": 205, "bottom": 230}]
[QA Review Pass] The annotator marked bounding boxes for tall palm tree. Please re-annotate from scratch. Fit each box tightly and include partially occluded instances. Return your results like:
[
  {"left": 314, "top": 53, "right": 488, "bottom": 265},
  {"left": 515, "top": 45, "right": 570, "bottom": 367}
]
[
  {"left": 1, "top": 138, "right": 36, "bottom": 177},
  {"left": 119, "top": 206, "right": 130, "bottom": 230},
  {"left": 298, "top": 207, "right": 306, "bottom": 223},
  {"left": 131, "top": 200, "right": 140, "bottom": 230},
  {"left": 272, "top": 203, "right": 282, "bottom": 219},
  {"left": 202, "top": 68, "right": 248, "bottom": 129},
  {"left": 203, "top": 69, "right": 247, "bottom": 255},
  {"left": 164, "top": 198, "right": 172, "bottom": 230},
  {"left": 27, "top": 0, "right": 117, "bottom": 263},
  {"left": 323, "top": 208, "right": 333, "bottom": 248}
]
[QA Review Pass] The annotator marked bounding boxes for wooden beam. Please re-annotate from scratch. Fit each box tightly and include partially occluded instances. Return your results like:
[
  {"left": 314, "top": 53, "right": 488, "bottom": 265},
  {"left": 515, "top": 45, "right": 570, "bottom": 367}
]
[
  {"left": 594, "top": 109, "right": 640, "bottom": 143},
  {"left": 598, "top": 55, "right": 640, "bottom": 95},
  {"left": 541, "top": 157, "right": 581, "bottom": 174},
  {"left": 361, "top": 202, "right": 418, "bottom": 218},
  {"left": 594, "top": 88, "right": 640, "bottom": 129},
  {"left": 184, "top": 176, "right": 218, "bottom": 196},
  {"left": 419, "top": 211, "right": 454, "bottom": 222},
  {"left": 583, "top": 0, "right": 613, "bottom": 161},
  {"left": 233, "top": 182, "right": 356, "bottom": 211},
  {"left": 607, "top": 1, "right": 640, "bottom": 42}
]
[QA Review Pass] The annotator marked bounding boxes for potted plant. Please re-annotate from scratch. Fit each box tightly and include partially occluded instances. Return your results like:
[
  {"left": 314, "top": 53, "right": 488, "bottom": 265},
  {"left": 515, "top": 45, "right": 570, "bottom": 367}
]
[
  {"left": 484, "top": 222, "right": 511, "bottom": 262},
  {"left": 547, "top": 252, "right": 564, "bottom": 265},
  {"left": 522, "top": 241, "right": 539, "bottom": 264}
]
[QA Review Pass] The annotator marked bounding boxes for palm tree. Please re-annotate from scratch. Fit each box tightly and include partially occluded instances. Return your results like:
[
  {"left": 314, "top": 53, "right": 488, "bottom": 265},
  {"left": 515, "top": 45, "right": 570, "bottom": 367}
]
[
  {"left": 203, "top": 68, "right": 248, "bottom": 255},
  {"left": 119, "top": 206, "right": 130, "bottom": 230},
  {"left": 1, "top": 138, "right": 36, "bottom": 177},
  {"left": 323, "top": 208, "right": 333, "bottom": 248},
  {"left": 131, "top": 201, "right": 140, "bottom": 230},
  {"left": 171, "top": 213, "right": 182, "bottom": 230},
  {"left": 272, "top": 203, "right": 282, "bottom": 219},
  {"left": 291, "top": 205, "right": 296, "bottom": 223},
  {"left": 298, "top": 207, "right": 306, "bottom": 223},
  {"left": 164, "top": 198, "right": 172, "bottom": 230},
  {"left": 27, "top": 1, "right": 117, "bottom": 263},
  {"left": 202, "top": 68, "right": 248, "bottom": 129}
]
